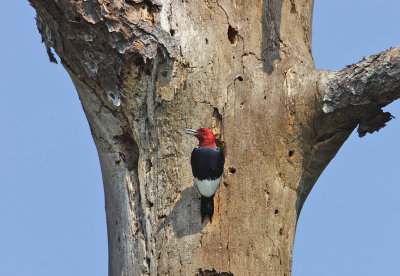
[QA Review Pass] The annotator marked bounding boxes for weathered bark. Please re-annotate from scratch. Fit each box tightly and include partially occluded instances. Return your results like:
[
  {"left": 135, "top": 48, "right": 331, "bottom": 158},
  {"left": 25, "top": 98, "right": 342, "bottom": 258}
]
[{"left": 28, "top": 0, "right": 400, "bottom": 275}]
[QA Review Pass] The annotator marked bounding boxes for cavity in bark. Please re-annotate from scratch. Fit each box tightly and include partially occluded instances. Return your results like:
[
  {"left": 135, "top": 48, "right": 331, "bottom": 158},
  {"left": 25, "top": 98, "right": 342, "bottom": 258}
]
[
  {"left": 227, "top": 25, "right": 239, "bottom": 44},
  {"left": 196, "top": 269, "right": 234, "bottom": 276},
  {"left": 113, "top": 130, "right": 139, "bottom": 172}
]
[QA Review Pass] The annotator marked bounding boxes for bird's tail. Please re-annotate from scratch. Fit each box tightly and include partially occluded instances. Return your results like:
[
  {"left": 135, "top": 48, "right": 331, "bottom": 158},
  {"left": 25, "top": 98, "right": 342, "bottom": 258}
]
[{"left": 200, "top": 195, "right": 214, "bottom": 223}]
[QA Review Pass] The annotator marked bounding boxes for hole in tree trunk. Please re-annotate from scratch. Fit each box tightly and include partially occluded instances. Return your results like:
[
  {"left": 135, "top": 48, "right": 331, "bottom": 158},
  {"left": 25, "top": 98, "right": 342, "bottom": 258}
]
[
  {"left": 113, "top": 128, "right": 139, "bottom": 172},
  {"left": 134, "top": 57, "right": 145, "bottom": 66},
  {"left": 196, "top": 269, "right": 233, "bottom": 276},
  {"left": 227, "top": 25, "right": 239, "bottom": 44}
]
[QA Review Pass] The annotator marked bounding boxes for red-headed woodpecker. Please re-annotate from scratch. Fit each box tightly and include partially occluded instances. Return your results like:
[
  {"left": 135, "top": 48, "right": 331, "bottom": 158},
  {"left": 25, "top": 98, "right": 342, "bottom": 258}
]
[{"left": 185, "top": 128, "right": 225, "bottom": 223}]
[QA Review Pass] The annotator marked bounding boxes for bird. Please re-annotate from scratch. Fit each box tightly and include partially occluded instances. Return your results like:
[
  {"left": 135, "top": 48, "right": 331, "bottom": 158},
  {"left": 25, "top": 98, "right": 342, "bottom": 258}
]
[{"left": 185, "top": 128, "right": 225, "bottom": 223}]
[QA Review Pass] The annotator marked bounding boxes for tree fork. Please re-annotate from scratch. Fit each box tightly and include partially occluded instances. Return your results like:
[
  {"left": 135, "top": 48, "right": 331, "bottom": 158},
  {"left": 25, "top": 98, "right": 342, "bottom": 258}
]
[{"left": 29, "top": 0, "right": 400, "bottom": 275}]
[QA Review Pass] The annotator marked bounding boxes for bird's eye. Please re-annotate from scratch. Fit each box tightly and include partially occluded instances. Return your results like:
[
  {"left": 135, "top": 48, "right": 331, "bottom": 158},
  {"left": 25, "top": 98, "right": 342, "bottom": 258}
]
[{"left": 201, "top": 129, "right": 206, "bottom": 133}]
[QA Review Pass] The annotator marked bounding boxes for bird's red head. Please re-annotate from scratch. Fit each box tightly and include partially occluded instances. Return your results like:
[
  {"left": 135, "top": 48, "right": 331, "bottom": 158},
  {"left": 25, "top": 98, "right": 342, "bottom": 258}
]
[{"left": 185, "top": 128, "right": 216, "bottom": 148}]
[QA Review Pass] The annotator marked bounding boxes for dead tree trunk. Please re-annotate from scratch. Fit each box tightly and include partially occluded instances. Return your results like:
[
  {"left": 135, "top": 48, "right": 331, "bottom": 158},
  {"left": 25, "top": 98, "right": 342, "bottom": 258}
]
[{"left": 29, "top": 0, "right": 400, "bottom": 275}]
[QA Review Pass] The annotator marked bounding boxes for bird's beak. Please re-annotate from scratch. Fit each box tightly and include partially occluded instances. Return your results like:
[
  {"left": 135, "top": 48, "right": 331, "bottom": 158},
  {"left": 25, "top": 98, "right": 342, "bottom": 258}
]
[{"left": 184, "top": 129, "right": 199, "bottom": 136}]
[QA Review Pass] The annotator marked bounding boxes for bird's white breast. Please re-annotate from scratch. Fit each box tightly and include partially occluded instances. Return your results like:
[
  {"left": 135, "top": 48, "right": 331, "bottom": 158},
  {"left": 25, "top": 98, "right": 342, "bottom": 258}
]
[{"left": 194, "top": 177, "right": 221, "bottom": 197}]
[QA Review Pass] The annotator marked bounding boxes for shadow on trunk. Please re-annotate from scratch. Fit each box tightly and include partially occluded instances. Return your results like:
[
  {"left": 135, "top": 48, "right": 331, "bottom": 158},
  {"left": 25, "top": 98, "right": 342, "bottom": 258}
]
[
  {"left": 156, "top": 186, "right": 205, "bottom": 238},
  {"left": 262, "top": 0, "right": 283, "bottom": 74}
]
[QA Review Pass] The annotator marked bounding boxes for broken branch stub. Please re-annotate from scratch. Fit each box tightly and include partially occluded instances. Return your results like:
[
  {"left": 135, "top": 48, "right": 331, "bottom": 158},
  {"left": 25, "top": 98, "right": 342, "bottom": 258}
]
[{"left": 319, "top": 46, "right": 400, "bottom": 136}]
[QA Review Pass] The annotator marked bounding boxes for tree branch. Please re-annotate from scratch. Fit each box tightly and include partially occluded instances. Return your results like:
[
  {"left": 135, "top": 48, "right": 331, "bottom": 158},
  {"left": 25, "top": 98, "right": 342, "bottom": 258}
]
[
  {"left": 319, "top": 46, "right": 400, "bottom": 137},
  {"left": 297, "top": 46, "right": 400, "bottom": 213}
]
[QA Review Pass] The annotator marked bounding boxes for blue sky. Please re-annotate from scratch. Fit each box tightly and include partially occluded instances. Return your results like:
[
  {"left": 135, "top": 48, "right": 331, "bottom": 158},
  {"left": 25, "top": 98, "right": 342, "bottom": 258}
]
[
  {"left": 294, "top": 1, "right": 400, "bottom": 275},
  {"left": 0, "top": 2, "right": 106, "bottom": 275},
  {"left": 1, "top": 1, "right": 399, "bottom": 275}
]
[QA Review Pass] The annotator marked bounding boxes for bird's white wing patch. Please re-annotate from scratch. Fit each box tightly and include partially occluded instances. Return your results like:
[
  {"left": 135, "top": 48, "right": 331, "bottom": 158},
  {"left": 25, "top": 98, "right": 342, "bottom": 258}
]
[{"left": 194, "top": 177, "right": 221, "bottom": 197}]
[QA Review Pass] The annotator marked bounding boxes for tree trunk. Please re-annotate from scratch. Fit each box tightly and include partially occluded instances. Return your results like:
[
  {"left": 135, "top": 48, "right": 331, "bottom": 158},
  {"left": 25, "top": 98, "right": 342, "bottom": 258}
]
[{"left": 29, "top": 0, "right": 400, "bottom": 275}]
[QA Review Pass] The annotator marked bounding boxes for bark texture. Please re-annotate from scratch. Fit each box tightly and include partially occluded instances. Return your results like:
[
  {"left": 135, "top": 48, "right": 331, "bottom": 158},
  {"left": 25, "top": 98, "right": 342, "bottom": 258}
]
[{"left": 28, "top": 0, "right": 400, "bottom": 275}]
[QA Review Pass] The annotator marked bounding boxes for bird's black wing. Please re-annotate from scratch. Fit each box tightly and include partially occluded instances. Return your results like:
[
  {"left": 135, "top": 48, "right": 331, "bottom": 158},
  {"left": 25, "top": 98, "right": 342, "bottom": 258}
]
[{"left": 191, "top": 147, "right": 225, "bottom": 180}]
